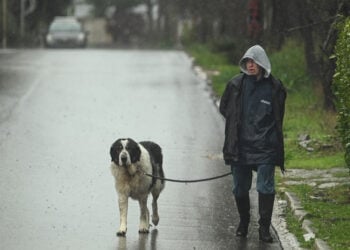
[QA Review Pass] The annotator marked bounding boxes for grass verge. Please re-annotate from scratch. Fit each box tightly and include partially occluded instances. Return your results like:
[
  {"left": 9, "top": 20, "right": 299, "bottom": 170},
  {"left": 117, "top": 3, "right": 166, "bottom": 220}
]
[{"left": 279, "top": 183, "right": 350, "bottom": 250}]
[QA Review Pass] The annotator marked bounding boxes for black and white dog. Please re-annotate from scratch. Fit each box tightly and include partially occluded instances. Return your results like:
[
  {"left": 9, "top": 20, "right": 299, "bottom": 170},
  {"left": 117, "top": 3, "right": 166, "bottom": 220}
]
[{"left": 110, "top": 138, "right": 165, "bottom": 236}]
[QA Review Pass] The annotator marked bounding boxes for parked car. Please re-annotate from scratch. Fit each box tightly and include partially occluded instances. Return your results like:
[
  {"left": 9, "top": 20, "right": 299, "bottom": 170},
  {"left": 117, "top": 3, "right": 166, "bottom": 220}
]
[{"left": 45, "top": 17, "right": 88, "bottom": 48}]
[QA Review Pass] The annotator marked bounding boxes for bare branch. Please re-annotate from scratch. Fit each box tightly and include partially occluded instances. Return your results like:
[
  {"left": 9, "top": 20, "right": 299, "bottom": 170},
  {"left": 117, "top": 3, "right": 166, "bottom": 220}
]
[{"left": 286, "top": 15, "right": 339, "bottom": 33}]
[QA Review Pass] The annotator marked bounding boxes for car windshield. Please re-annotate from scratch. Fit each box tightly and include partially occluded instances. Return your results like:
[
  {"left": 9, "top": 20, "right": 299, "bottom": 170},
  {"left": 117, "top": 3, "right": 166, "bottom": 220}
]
[{"left": 49, "top": 21, "right": 82, "bottom": 32}]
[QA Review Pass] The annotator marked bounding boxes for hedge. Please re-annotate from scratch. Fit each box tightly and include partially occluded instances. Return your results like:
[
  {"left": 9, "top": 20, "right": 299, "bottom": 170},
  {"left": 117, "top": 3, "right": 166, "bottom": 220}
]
[{"left": 333, "top": 17, "right": 350, "bottom": 169}]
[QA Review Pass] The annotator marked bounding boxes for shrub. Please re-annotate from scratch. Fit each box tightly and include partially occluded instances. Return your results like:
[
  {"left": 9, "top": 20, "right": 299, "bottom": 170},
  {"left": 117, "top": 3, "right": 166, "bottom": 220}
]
[{"left": 333, "top": 17, "right": 350, "bottom": 169}]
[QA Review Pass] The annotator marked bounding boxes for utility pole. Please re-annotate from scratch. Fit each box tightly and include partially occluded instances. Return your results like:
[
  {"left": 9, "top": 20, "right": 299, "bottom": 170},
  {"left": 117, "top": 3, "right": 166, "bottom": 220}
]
[
  {"left": 2, "top": 0, "right": 6, "bottom": 48},
  {"left": 20, "top": 0, "right": 37, "bottom": 39}
]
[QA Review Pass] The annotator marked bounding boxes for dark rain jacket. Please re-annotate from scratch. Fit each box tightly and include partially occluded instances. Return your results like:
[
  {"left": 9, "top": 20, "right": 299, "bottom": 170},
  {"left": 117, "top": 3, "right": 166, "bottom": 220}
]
[{"left": 219, "top": 73, "right": 286, "bottom": 171}]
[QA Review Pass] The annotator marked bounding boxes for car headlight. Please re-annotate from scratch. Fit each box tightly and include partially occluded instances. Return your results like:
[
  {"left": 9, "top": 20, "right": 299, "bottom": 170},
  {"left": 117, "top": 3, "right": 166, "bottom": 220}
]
[
  {"left": 77, "top": 33, "right": 85, "bottom": 41},
  {"left": 46, "top": 34, "right": 53, "bottom": 43}
]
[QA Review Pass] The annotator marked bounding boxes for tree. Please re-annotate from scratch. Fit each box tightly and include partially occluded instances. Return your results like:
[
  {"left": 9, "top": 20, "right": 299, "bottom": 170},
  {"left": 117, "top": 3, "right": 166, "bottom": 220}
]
[
  {"left": 1, "top": 0, "right": 71, "bottom": 46},
  {"left": 87, "top": 0, "right": 143, "bottom": 16},
  {"left": 263, "top": 0, "right": 349, "bottom": 110},
  {"left": 333, "top": 17, "right": 350, "bottom": 169},
  {"left": 292, "top": 0, "right": 348, "bottom": 110},
  {"left": 157, "top": 0, "right": 178, "bottom": 43}
]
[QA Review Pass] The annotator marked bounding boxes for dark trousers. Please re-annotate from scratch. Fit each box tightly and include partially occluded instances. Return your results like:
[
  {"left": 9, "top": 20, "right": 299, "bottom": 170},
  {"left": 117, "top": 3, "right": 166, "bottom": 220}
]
[{"left": 231, "top": 164, "right": 275, "bottom": 197}]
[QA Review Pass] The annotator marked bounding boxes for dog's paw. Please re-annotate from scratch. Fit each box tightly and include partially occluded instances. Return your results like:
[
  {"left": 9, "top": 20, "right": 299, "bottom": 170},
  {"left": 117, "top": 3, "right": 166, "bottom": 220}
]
[
  {"left": 116, "top": 231, "right": 126, "bottom": 237},
  {"left": 152, "top": 215, "right": 159, "bottom": 226},
  {"left": 138, "top": 228, "right": 150, "bottom": 234}
]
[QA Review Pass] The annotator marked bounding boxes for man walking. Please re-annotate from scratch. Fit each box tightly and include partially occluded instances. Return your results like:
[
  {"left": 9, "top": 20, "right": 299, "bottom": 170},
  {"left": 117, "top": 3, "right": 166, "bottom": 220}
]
[{"left": 219, "top": 45, "right": 286, "bottom": 243}]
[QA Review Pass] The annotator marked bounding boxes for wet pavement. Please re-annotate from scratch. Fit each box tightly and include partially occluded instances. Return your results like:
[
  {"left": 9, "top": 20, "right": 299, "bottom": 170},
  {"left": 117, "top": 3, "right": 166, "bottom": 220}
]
[{"left": 0, "top": 49, "right": 283, "bottom": 249}]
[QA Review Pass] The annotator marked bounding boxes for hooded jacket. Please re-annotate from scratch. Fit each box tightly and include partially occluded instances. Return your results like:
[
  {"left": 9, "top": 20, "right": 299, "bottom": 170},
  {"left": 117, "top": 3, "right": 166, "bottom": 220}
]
[
  {"left": 219, "top": 45, "right": 287, "bottom": 171},
  {"left": 239, "top": 45, "right": 271, "bottom": 78}
]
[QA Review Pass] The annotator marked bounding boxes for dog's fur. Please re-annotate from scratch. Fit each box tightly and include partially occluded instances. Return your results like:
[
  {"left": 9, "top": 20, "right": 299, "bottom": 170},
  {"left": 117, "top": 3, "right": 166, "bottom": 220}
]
[{"left": 110, "top": 138, "right": 165, "bottom": 236}]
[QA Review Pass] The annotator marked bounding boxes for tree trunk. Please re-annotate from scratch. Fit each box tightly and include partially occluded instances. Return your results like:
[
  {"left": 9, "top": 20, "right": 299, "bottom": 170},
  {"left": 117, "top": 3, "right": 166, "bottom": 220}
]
[
  {"left": 145, "top": 0, "right": 154, "bottom": 39},
  {"left": 263, "top": 0, "right": 286, "bottom": 49}
]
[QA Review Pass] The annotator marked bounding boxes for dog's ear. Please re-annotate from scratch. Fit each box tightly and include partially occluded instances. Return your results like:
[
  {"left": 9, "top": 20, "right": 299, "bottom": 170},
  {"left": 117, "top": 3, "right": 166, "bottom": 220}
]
[
  {"left": 130, "top": 144, "right": 141, "bottom": 163},
  {"left": 110, "top": 143, "right": 118, "bottom": 163}
]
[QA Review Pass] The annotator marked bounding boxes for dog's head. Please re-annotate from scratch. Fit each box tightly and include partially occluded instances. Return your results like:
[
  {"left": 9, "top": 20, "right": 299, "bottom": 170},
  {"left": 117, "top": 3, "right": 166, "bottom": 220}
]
[{"left": 110, "top": 138, "right": 141, "bottom": 167}]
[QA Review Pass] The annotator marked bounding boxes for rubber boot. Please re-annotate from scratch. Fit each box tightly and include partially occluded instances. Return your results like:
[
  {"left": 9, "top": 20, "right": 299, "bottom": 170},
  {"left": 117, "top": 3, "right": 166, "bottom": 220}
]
[
  {"left": 258, "top": 193, "right": 275, "bottom": 243},
  {"left": 235, "top": 194, "right": 250, "bottom": 237}
]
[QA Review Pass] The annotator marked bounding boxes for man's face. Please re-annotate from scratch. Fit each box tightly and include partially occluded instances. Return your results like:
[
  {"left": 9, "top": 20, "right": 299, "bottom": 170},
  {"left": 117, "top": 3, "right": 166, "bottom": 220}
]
[{"left": 246, "top": 59, "right": 261, "bottom": 76}]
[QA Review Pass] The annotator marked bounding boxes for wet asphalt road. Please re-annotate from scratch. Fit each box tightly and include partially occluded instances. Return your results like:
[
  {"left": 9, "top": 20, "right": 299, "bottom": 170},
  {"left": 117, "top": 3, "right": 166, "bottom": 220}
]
[{"left": 0, "top": 49, "right": 282, "bottom": 250}]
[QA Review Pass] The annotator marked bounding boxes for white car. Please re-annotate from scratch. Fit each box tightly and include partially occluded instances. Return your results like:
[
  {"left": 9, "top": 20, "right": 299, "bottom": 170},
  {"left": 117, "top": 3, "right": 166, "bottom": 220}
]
[{"left": 45, "top": 17, "right": 88, "bottom": 48}]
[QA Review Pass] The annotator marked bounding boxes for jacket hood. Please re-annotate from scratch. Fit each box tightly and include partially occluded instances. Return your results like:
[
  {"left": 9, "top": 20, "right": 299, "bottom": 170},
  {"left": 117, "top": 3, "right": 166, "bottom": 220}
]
[{"left": 239, "top": 45, "right": 271, "bottom": 78}]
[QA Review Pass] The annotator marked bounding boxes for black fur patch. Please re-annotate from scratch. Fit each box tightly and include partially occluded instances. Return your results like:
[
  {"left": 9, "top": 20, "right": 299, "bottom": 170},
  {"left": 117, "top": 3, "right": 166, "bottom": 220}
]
[
  {"left": 110, "top": 139, "right": 122, "bottom": 164},
  {"left": 140, "top": 141, "right": 165, "bottom": 186},
  {"left": 125, "top": 138, "right": 141, "bottom": 163}
]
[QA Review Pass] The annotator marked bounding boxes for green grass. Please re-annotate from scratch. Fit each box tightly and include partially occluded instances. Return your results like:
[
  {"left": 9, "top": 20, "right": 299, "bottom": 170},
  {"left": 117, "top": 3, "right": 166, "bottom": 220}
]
[
  {"left": 269, "top": 41, "right": 311, "bottom": 91},
  {"left": 286, "top": 152, "right": 345, "bottom": 169},
  {"left": 276, "top": 166, "right": 350, "bottom": 250},
  {"left": 211, "top": 65, "right": 239, "bottom": 94},
  {"left": 286, "top": 184, "right": 350, "bottom": 250},
  {"left": 186, "top": 43, "right": 229, "bottom": 69},
  {"left": 284, "top": 204, "right": 314, "bottom": 249},
  {"left": 283, "top": 88, "right": 345, "bottom": 169},
  {"left": 186, "top": 43, "right": 239, "bottom": 95}
]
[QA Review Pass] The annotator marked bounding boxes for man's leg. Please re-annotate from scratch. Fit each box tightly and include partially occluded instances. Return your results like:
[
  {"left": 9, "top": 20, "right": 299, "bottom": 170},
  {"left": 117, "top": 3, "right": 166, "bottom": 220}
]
[
  {"left": 257, "top": 164, "right": 275, "bottom": 243},
  {"left": 231, "top": 165, "right": 252, "bottom": 237}
]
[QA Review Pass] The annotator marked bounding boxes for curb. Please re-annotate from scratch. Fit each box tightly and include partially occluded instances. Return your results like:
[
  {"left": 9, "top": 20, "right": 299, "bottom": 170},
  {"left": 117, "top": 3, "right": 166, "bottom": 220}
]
[
  {"left": 272, "top": 198, "right": 302, "bottom": 249},
  {"left": 284, "top": 191, "right": 332, "bottom": 250}
]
